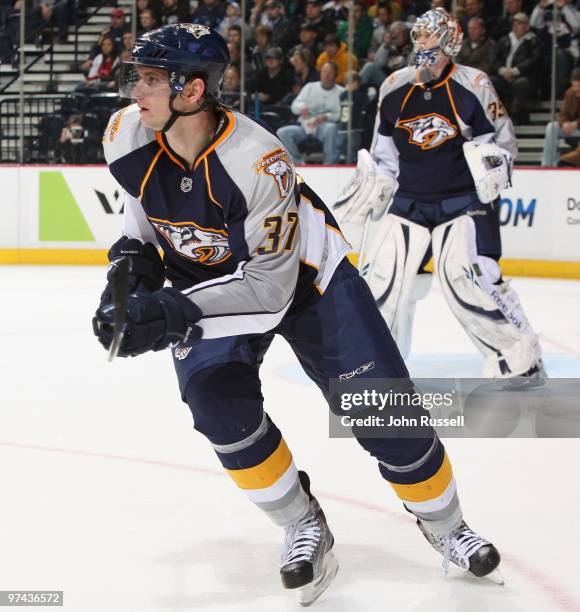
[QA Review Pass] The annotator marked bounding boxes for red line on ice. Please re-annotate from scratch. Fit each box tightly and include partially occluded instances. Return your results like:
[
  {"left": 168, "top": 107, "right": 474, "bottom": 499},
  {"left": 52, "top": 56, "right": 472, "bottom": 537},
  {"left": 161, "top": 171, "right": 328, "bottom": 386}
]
[{"left": 1, "top": 440, "right": 579, "bottom": 612}]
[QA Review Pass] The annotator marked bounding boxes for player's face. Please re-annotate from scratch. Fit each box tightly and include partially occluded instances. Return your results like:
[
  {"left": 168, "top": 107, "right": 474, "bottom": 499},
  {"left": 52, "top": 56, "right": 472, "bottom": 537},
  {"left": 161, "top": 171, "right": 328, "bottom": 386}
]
[
  {"left": 413, "top": 29, "right": 439, "bottom": 52},
  {"left": 133, "top": 67, "right": 172, "bottom": 129}
]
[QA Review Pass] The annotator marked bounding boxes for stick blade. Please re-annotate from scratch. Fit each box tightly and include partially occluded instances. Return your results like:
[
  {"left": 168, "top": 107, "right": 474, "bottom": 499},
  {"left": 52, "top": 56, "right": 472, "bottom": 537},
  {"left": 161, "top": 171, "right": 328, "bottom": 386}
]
[{"left": 108, "top": 257, "right": 130, "bottom": 362}]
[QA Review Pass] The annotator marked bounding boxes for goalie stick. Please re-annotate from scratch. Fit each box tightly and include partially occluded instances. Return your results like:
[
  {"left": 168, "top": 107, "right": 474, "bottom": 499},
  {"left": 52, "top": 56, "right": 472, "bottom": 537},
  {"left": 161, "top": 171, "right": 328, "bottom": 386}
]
[{"left": 108, "top": 256, "right": 130, "bottom": 362}]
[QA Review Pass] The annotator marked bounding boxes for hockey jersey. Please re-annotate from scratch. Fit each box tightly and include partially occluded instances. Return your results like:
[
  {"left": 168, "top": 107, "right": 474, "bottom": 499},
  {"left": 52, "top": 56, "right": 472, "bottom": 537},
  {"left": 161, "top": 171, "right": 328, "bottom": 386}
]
[
  {"left": 103, "top": 105, "right": 349, "bottom": 338},
  {"left": 371, "top": 62, "right": 518, "bottom": 201}
]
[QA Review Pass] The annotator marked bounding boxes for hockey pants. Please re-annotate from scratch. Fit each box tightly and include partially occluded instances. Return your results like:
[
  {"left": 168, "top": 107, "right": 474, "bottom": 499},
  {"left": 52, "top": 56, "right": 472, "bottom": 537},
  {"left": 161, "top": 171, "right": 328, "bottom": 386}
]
[{"left": 177, "top": 259, "right": 462, "bottom": 533}]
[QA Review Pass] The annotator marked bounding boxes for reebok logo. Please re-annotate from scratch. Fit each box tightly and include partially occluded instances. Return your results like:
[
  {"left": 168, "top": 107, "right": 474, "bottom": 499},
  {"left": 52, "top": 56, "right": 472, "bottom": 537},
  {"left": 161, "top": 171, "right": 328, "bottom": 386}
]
[{"left": 339, "top": 361, "right": 375, "bottom": 380}]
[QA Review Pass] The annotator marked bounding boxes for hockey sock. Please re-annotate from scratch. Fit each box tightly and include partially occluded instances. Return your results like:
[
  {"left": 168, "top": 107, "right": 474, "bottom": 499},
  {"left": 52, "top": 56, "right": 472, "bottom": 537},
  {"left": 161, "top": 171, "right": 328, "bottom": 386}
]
[
  {"left": 185, "top": 363, "right": 309, "bottom": 527},
  {"left": 379, "top": 437, "right": 463, "bottom": 535}
]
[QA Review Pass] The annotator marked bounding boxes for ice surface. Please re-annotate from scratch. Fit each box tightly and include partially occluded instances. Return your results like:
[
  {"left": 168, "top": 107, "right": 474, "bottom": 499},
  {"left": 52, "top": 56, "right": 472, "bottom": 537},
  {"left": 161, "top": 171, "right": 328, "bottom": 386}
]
[{"left": 0, "top": 267, "right": 579, "bottom": 612}]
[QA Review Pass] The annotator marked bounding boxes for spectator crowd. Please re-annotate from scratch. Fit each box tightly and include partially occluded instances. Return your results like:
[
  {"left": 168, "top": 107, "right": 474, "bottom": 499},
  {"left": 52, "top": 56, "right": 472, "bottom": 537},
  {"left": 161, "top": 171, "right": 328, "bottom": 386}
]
[{"left": 2, "top": 0, "right": 580, "bottom": 165}]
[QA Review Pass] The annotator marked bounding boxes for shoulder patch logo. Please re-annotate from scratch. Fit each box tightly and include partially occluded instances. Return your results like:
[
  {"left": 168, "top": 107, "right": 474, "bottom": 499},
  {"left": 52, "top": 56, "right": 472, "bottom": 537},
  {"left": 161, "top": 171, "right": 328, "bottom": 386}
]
[
  {"left": 256, "top": 148, "right": 293, "bottom": 198},
  {"left": 149, "top": 218, "right": 231, "bottom": 266},
  {"left": 103, "top": 107, "right": 127, "bottom": 143},
  {"left": 398, "top": 113, "right": 457, "bottom": 150},
  {"left": 474, "top": 72, "right": 492, "bottom": 90}
]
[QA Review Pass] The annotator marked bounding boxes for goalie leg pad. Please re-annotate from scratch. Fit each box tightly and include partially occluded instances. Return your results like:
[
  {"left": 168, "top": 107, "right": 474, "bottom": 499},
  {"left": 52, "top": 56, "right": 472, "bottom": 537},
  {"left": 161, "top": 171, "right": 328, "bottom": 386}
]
[
  {"left": 432, "top": 215, "right": 542, "bottom": 377},
  {"left": 360, "top": 214, "right": 431, "bottom": 358}
]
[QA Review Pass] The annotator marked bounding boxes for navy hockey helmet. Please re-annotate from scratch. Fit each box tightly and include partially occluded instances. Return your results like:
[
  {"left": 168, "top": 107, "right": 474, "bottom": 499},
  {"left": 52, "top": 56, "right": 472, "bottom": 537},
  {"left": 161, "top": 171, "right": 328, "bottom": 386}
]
[{"left": 120, "top": 23, "right": 230, "bottom": 101}]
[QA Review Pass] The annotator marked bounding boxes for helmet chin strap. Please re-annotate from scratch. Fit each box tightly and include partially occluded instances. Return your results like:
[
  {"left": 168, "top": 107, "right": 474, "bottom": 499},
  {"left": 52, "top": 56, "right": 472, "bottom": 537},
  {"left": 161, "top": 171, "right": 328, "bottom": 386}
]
[{"left": 161, "top": 94, "right": 211, "bottom": 133}]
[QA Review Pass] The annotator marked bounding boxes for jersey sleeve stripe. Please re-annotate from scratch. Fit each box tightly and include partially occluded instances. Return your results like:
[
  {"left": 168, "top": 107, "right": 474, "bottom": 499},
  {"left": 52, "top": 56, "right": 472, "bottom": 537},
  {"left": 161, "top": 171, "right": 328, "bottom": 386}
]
[
  {"left": 182, "top": 261, "right": 246, "bottom": 294},
  {"left": 138, "top": 148, "right": 163, "bottom": 200}
]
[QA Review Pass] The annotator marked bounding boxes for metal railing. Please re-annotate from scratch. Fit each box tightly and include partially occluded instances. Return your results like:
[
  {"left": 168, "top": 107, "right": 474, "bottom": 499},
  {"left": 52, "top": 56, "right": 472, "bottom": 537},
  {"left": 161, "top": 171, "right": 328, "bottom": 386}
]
[
  {"left": 0, "top": 4, "right": 569, "bottom": 165},
  {"left": 0, "top": 92, "right": 121, "bottom": 162},
  {"left": 0, "top": 0, "right": 119, "bottom": 95}
]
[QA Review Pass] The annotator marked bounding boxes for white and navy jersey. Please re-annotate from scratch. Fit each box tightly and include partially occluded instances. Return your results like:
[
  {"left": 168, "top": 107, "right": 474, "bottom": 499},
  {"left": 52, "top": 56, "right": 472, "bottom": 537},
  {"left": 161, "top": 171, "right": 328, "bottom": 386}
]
[
  {"left": 370, "top": 63, "right": 517, "bottom": 201},
  {"left": 103, "top": 105, "right": 349, "bottom": 339}
]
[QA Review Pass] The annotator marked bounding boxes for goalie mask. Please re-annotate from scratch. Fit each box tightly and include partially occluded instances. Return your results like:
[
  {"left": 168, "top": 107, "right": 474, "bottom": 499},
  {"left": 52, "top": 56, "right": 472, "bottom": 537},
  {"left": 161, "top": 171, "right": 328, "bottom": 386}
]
[{"left": 410, "top": 8, "right": 463, "bottom": 70}]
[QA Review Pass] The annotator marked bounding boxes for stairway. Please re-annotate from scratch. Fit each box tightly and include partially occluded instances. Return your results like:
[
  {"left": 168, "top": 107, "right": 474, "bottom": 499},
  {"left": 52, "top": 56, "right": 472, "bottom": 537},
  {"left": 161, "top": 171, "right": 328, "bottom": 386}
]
[
  {"left": 0, "top": 13, "right": 567, "bottom": 166},
  {"left": 515, "top": 100, "right": 564, "bottom": 166},
  {"left": 0, "top": 0, "right": 133, "bottom": 95},
  {"left": 0, "top": 1, "right": 132, "bottom": 160}
]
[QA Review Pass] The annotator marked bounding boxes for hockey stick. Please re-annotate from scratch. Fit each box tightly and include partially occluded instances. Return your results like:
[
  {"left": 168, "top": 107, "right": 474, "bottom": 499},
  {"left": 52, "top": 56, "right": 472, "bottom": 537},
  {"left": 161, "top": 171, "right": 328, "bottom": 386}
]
[
  {"left": 108, "top": 256, "right": 130, "bottom": 362},
  {"left": 357, "top": 210, "right": 373, "bottom": 274}
]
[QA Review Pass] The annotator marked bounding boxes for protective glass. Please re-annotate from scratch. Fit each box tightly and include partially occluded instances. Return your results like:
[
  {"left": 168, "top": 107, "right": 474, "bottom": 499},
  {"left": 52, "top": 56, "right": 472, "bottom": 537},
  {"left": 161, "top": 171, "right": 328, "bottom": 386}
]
[{"left": 118, "top": 62, "right": 172, "bottom": 99}]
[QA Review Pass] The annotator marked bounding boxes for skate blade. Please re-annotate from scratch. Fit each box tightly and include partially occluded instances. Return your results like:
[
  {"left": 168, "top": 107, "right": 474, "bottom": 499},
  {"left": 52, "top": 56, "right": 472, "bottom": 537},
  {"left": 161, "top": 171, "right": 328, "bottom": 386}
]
[
  {"left": 296, "top": 552, "right": 339, "bottom": 607},
  {"left": 481, "top": 568, "right": 505, "bottom": 586}
]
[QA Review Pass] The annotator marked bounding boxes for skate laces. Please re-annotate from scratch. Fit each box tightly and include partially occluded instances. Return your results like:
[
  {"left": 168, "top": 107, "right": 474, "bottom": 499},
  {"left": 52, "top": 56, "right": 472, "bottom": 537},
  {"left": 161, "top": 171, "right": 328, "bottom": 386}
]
[
  {"left": 439, "top": 526, "right": 489, "bottom": 574},
  {"left": 281, "top": 513, "right": 322, "bottom": 566}
]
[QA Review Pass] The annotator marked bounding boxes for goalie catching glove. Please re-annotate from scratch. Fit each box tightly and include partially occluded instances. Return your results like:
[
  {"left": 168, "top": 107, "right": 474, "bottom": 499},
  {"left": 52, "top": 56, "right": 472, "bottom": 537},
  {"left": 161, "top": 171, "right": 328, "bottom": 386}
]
[
  {"left": 332, "top": 149, "right": 396, "bottom": 250},
  {"left": 463, "top": 141, "right": 512, "bottom": 204}
]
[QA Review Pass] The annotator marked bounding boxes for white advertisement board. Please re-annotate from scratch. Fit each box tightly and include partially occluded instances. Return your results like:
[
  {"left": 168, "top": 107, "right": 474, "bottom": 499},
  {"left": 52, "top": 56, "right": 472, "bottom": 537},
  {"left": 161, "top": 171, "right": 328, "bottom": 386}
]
[{"left": 0, "top": 165, "right": 579, "bottom": 275}]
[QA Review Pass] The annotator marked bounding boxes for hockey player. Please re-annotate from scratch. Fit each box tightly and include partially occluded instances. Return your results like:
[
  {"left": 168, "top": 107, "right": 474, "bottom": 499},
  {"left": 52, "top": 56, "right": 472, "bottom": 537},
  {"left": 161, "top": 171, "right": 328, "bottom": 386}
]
[
  {"left": 93, "top": 23, "right": 501, "bottom": 606},
  {"left": 334, "top": 8, "right": 544, "bottom": 379}
]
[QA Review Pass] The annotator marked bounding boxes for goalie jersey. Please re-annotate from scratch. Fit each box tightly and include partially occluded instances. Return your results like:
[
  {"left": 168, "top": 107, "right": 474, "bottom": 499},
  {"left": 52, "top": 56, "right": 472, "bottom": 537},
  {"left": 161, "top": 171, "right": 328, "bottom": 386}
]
[
  {"left": 102, "top": 105, "right": 349, "bottom": 338},
  {"left": 371, "top": 62, "right": 518, "bottom": 201}
]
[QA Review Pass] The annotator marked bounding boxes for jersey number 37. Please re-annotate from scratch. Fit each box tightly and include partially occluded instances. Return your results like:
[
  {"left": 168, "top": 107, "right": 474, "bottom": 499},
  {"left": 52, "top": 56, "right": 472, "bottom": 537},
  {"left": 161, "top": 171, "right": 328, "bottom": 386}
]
[{"left": 258, "top": 212, "right": 299, "bottom": 255}]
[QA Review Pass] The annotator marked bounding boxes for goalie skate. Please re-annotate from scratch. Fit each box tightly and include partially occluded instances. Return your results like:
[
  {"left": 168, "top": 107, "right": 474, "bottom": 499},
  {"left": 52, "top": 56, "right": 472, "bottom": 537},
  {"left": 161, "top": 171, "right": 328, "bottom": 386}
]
[
  {"left": 417, "top": 519, "right": 501, "bottom": 580},
  {"left": 280, "top": 472, "right": 338, "bottom": 606}
]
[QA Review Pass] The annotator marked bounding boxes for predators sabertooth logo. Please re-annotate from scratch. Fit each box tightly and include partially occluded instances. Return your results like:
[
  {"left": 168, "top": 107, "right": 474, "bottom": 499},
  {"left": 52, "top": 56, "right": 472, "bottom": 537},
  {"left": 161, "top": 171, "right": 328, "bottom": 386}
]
[
  {"left": 149, "top": 218, "right": 231, "bottom": 265},
  {"left": 256, "top": 148, "right": 293, "bottom": 198},
  {"left": 398, "top": 113, "right": 458, "bottom": 150},
  {"left": 177, "top": 23, "right": 211, "bottom": 38}
]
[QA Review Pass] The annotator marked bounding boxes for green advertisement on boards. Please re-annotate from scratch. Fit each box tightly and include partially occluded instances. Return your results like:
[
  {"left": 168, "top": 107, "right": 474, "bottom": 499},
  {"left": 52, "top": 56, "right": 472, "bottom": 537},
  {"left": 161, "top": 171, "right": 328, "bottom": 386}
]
[{"left": 38, "top": 172, "right": 95, "bottom": 241}]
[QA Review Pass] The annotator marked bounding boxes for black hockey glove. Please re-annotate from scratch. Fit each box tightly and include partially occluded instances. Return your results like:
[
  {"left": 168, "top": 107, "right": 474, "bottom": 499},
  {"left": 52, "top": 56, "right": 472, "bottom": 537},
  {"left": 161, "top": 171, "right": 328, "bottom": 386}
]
[
  {"left": 99, "top": 236, "right": 165, "bottom": 306},
  {"left": 93, "top": 287, "right": 203, "bottom": 357}
]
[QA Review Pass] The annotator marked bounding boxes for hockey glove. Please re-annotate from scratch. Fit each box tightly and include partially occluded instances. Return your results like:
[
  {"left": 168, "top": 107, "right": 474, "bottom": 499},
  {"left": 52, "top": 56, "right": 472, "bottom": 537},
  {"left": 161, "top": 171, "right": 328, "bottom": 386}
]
[
  {"left": 333, "top": 149, "right": 395, "bottom": 224},
  {"left": 99, "top": 236, "right": 165, "bottom": 306},
  {"left": 93, "top": 287, "right": 203, "bottom": 357},
  {"left": 463, "top": 141, "right": 512, "bottom": 204}
]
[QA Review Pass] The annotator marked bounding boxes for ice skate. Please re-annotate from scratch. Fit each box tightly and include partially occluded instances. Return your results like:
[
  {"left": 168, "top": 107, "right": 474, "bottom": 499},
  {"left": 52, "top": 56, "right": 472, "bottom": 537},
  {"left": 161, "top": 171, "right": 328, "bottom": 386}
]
[
  {"left": 502, "top": 359, "right": 547, "bottom": 391},
  {"left": 417, "top": 519, "right": 502, "bottom": 582},
  {"left": 280, "top": 472, "right": 338, "bottom": 606}
]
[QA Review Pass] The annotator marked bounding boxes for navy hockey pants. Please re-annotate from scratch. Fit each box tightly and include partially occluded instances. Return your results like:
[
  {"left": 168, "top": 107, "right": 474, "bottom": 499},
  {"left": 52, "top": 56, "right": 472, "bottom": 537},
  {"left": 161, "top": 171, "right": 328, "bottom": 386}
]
[{"left": 174, "top": 258, "right": 460, "bottom": 527}]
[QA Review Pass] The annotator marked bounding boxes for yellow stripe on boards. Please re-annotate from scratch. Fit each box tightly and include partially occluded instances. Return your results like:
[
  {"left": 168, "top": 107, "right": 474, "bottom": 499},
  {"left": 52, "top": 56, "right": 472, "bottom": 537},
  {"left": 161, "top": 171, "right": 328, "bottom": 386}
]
[
  {"left": 2, "top": 249, "right": 579, "bottom": 279},
  {"left": 226, "top": 439, "right": 293, "bottom": 490},
  {"left": 499, "top": 259, "right": 580, "bottom": 279},
  {"left": 0, "top": 249, "right": 108, "bottom": 265},
  {"left": 348, "top": 252, "right": 580, "bottom": 279},
  {"left": 390, "top": 453, "right": 453, "bottom": 503}
]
